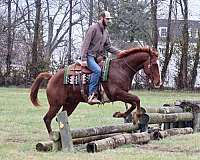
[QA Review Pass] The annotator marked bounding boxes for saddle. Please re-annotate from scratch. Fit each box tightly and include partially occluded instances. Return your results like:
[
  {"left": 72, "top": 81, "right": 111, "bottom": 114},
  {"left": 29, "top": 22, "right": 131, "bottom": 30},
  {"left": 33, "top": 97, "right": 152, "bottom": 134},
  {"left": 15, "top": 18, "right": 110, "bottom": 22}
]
[
  {"left": 67, "top": 57, "right": 104, "bottom": 76},
  {"left": 67, "top": 63, "right": 91, "bottom": 75},
  {"left": 64, "top": 57, "right": 111, "bottom": 104}
]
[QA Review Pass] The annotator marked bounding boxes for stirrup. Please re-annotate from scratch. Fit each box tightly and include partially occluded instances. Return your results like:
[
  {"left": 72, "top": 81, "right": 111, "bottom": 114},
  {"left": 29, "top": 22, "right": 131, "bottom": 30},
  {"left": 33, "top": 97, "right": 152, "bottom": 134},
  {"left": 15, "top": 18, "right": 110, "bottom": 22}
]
[{"left": 88, "top": 93, "right": 100, "bottom": 105}]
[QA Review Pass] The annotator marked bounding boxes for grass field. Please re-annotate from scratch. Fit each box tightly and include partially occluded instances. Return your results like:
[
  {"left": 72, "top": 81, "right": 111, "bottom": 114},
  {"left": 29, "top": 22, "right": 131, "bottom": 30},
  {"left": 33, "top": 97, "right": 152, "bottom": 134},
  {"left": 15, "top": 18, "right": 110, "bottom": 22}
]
[{"left": 0, "top": 87, "right": 200, "bottom": 160}]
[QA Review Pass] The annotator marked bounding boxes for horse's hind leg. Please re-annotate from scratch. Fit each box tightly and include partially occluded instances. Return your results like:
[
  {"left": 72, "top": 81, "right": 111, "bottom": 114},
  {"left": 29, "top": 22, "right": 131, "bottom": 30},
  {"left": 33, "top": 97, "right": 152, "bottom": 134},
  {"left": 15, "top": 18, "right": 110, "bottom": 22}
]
[{"left": 43, "top": 105, "right": 62, "bottom": 138}]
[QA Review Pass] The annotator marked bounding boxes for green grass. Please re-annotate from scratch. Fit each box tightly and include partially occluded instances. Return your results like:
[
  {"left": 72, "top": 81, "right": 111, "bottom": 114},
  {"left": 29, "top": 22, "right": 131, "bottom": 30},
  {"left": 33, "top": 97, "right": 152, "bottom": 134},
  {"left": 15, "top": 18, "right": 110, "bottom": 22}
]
[{"left": 0, "top": 87, "right": 200, "bottom": 160}]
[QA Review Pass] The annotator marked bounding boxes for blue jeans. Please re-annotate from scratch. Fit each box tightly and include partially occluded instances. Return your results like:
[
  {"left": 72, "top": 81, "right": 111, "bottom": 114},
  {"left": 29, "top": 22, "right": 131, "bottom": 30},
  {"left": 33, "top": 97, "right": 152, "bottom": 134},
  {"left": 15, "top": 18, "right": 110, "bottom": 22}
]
[{"left": 87, "top": 55, "right": 101, "bottom": 96}]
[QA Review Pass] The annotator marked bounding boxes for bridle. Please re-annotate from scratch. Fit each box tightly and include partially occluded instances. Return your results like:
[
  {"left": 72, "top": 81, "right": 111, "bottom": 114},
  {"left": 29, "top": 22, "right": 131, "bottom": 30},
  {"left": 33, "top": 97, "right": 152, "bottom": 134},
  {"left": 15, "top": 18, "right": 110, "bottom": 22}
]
[{"left": 122, "top": 52, "right": 156, "bottom": 84}]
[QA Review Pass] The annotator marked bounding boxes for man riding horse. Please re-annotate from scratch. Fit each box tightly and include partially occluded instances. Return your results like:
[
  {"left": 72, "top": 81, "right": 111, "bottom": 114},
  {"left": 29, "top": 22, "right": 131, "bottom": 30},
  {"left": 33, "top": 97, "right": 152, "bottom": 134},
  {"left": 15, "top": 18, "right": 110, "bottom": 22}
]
[
  {"left": 81, "top": 11, "right": 125, "bottom": 104},
  {"left": 30, "top": 11, "right": 162, "bottom": 138}
]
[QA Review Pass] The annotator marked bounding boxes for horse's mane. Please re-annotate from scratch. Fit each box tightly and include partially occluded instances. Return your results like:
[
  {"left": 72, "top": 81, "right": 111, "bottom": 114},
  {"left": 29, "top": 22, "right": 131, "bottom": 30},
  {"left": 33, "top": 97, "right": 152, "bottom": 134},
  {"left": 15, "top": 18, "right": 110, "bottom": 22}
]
[{"left": 117, "top": 47, "right": 158, "bottom": 59}]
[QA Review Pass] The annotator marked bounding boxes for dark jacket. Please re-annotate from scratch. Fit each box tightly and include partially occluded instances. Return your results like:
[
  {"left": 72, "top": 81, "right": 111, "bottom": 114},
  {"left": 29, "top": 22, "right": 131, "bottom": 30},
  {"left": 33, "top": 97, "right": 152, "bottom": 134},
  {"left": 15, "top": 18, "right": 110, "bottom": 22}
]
[{"left": 81, "top": 21, "right": 119, "bottom": 61}]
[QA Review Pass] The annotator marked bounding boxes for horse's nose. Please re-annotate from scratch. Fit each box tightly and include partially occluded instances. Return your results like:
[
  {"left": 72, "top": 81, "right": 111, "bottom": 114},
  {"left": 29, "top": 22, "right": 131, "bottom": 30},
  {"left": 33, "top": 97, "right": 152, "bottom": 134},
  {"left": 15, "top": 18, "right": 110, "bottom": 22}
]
[{"left": 154, "top": 81, "right": 162, "bottom": 88}]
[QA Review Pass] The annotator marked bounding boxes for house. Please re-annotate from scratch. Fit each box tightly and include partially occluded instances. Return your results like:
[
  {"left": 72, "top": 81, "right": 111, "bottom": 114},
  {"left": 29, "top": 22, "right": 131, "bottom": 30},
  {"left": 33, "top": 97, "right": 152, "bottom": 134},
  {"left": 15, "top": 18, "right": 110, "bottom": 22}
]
[{"left": 157, "top": 19, "right": 200, "bottom": 87}]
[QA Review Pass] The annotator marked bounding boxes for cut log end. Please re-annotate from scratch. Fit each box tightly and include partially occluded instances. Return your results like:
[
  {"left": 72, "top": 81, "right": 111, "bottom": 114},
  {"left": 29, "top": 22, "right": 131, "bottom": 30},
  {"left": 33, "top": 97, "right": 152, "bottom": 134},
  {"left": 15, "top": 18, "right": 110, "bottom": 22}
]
[
  {"left": 86, "top": 143, "right": 97, "bottom": 153},
  {"left": 36, "top": 141, "right": 53, "bottom": 152}
]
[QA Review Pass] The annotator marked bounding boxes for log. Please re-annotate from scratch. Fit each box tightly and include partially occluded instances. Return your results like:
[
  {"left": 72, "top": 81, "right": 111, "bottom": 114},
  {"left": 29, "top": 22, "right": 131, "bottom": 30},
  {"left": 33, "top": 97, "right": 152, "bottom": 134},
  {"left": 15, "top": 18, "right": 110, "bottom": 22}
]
[
  {"left": 145, "top": 106, "right": 183, "bottom": 113},
  {"left": 36, "top": 141, "right": 53, "bottom": 152},
  {"left": 148, "top": 112, "right": 194, "bottom": 124},
  {"left": 151, "top": 127, "right": 193, "bottom": 140},
  {"left": 52, "top": 123, "right": 138, "bottom": 141},
  {"left": 73, "top": 133, "right": 122, "bottom": 145},
  {"left": 87, "top": 132, "right": 150, "bottom": 153}
]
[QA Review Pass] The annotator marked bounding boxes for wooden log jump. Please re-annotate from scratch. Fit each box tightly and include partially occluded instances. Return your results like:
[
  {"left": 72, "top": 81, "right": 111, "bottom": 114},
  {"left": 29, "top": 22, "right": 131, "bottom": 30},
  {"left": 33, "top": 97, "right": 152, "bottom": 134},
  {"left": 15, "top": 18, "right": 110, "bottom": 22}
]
[{"left": 36, "top": 127, "right": 194, "bottom": 152}]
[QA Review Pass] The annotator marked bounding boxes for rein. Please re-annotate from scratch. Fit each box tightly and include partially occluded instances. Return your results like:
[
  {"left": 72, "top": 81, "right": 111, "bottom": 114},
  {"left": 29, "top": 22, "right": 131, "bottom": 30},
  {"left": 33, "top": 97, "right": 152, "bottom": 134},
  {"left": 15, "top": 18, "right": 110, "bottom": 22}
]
[{"left": 122, "top": 58, "right": 147, "bottom": 82}]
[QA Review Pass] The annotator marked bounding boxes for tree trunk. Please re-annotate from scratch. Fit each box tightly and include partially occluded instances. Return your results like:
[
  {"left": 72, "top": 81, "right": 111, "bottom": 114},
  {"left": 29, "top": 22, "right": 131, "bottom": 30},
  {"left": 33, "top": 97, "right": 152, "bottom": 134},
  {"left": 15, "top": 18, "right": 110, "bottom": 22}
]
[
  {"left": 161, "top": 0, "right": 173, "bottom": 83},
  {"left": 103, "top": 0, "right": 108, "bottom": 11},
  {"left": 31, "top": 0, "right": 41, "bottom": 79},
  {"left": 190, "top": 29, "right": 200, "bottom": 88},
  {"left": 177, "top": 0, "right": 189, "bottom": 89},
  {"left": 89, "top": 0, "right": 93, "bottom": 26},
  {"left": 150, "top": 0, "right": 158, "bottom": 49},
  {"left": 5, "top": 0, "right": 12, "bottom": 85},
  {"left": 67, "top": 0, "right": 73, "bottom": 65}
]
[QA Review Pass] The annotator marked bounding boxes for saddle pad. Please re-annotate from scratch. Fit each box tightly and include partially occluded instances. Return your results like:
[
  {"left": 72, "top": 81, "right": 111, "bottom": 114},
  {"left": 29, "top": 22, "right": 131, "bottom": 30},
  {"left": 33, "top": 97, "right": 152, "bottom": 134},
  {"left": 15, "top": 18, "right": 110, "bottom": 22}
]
[
  {"left": 63, "top": 58, "right": 111, "bottom": 85},
  {"left": 102, "top": 58, "right": 111, "bottom": 81}
]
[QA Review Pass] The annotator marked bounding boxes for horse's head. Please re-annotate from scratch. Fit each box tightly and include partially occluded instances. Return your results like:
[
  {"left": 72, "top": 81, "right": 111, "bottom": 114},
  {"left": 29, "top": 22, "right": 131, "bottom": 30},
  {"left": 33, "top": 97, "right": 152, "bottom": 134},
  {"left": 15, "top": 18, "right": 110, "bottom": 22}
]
[{"left": 143, "top": 48, "right": 162, "bottom": 88}]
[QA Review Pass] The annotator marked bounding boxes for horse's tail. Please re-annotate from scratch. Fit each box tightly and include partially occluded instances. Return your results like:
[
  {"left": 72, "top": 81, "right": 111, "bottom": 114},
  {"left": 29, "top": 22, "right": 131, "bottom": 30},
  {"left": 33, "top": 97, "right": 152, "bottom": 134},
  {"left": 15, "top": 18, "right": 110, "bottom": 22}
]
[{"left": 30, "top": 72, "right": 52, "bottom": 106}]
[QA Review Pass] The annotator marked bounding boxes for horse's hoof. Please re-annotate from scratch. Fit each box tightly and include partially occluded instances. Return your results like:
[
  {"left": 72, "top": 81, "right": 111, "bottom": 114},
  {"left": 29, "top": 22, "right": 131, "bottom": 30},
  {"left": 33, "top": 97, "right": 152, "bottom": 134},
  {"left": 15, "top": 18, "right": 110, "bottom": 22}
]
[
  {"left": 113, "top": 112, "right": 122, "bottom": 118},
  {"left": 141, "top": 107, "right": 147, "bottom": 114},
  {"left": 132, "top": 112, "right": 138, "bottom": 125},
  {"left": 49, "top": 132, "right": 53, "bottom": 141}
]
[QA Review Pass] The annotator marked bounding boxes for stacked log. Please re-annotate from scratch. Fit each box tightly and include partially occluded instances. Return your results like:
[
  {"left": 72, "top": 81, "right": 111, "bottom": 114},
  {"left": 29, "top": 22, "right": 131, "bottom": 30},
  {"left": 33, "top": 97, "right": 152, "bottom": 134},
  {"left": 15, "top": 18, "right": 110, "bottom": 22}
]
[
  {"left": 150, "top": 127, "right": 193, "bottom": 140},
  {"left": 51, "top": 123, "right": 138, "bottom": 141},
  {"left": 36, "top": 123, "right": 138, "bottom": 152},
  {"left": 87, "top": 132, "right": 150, "bottom": 153},
  {"left": 148, "top": 112, "right": 194, "bottom": 124}
]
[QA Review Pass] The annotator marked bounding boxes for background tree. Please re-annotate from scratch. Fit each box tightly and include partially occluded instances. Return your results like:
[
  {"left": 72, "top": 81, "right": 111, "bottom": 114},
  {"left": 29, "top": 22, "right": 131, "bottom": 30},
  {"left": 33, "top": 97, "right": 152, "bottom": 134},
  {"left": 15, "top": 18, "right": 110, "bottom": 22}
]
[
  {"left": 161, "top": 0, "right": 174, "bottom": 83},
  {"left": 5, "top": 0, "right": 12, "bottom": 85},
  {"left": 150, "top": 0, "right": 158, "bottom": 49},
  {"left": 189, "top": 29, "right": 200, "bottom": 88},
  {"left": 31, "top": 0, "right": 42, "bottom": 79},
  {"left": 177, "top": 0, "right": 189, "bottom": 89}
]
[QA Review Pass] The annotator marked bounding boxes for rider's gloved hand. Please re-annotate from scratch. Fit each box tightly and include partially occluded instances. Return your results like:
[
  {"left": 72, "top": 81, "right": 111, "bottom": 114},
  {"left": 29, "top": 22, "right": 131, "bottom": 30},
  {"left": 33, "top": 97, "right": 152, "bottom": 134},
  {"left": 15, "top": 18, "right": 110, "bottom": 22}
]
[{"left": 81, "top": 61, "right": 87, "bottom": 67}]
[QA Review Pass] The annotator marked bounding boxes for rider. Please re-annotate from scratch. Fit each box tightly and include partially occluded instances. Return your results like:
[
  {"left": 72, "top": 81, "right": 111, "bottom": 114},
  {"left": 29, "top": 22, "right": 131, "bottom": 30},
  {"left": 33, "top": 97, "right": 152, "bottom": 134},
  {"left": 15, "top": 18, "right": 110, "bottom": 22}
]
[{"left": 81, "top": 11, "right": 124, "bottom": 104}]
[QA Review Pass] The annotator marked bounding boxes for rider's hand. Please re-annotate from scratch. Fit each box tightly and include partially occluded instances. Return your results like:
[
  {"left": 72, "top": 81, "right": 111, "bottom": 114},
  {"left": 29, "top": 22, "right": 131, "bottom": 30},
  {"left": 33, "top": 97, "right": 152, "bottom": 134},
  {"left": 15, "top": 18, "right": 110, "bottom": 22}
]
[{"left": 81, "top": 61, "right": 87, "bottom": 67}]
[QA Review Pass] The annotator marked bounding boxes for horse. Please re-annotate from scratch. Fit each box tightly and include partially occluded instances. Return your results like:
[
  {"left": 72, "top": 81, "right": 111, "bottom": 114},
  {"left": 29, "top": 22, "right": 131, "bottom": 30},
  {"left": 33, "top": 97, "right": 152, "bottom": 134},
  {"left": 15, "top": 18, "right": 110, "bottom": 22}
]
[{"left": 30, "top": 47, "right": 162, "bottom": 138}]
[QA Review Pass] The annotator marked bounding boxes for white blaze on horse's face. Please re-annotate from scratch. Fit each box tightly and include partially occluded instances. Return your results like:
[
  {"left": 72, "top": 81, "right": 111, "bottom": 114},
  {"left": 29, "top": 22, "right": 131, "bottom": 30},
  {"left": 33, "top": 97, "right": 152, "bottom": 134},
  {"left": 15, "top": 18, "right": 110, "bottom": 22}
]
[{"left": 153, "top": 59, "right": 162, "bottom": 88}]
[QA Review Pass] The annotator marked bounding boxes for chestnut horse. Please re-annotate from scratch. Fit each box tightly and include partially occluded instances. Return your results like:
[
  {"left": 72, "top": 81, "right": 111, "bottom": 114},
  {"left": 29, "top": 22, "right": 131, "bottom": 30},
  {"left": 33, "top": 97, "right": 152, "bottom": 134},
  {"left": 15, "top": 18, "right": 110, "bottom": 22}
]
[{"left": 30, "top": 47, "right": 162, "bottom": 137}]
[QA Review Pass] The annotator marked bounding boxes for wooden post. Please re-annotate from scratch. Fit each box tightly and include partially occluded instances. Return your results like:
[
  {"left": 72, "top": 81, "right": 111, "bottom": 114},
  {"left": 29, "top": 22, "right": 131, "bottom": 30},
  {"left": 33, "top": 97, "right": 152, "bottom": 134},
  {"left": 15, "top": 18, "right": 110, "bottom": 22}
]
[
  {"left": 193, "top": 112, "right": 200, "bottom": 132},
  {"left": 57, "top": 111, "right": 73, "bottom": 152}
]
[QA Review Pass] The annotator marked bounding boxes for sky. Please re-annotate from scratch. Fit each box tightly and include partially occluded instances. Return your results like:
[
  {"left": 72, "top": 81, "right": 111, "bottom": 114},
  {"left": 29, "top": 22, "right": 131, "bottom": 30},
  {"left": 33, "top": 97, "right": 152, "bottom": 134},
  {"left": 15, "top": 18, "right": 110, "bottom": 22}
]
[
  {"left": 189, "top": 0, "right": 200, "bottom": 20},
  {"left": 158, "top": 0, "right": 200, "bottom": 20}
]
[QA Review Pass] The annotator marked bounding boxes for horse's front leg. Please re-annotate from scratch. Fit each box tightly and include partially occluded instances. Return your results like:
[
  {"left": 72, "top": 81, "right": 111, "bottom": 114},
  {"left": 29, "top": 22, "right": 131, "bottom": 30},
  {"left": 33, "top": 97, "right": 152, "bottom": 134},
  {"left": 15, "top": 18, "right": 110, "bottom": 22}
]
[{"left": 112, "top": 89, "right": 143, "bottom": 124}]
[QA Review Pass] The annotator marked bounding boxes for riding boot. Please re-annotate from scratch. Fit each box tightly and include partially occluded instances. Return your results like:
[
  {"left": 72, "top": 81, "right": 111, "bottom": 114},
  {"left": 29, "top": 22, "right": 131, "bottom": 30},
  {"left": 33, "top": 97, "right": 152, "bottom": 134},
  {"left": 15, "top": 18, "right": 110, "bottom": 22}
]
[{"left": 88, "top": 93, "right": 100, "bottom": 105}]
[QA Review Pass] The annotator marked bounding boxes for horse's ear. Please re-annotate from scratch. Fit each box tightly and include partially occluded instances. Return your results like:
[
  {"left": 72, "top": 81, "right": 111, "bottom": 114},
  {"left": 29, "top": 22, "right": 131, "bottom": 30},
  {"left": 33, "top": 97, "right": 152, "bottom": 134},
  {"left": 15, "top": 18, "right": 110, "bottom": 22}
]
[{"left": 152, "top": 48, "right": 159, "bottom": 57}]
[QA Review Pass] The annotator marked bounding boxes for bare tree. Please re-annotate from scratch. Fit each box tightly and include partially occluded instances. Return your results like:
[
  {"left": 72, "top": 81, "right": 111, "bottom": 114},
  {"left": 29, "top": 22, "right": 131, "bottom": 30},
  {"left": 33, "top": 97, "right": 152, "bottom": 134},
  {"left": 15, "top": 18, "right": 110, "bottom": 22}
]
[
  {"left": 44, "top": 0, "right": 81, "bottom": 62},
  {"left": 31, "top": 0, "right": 42, "bottom": 79},
  {"left": 5, "top": 0, "right": 12, "bottom": 84},
  {"left": 67, "top": 0, "right": 73, "bottom": 65},
  {"left": 177, "top": 0, "right": 189, "bottom": 89},
  {"left": 190, "top": 29, "right": 200, "bottom": 89},
  {"left": 150, "top": 0, "right": 158, "bottom": 49},
  {"left": 89, "top": 0, "right": 93, "bottom": 26},
  {"left": 161, "top": 0, "right": 173, "bottom": 83}
]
